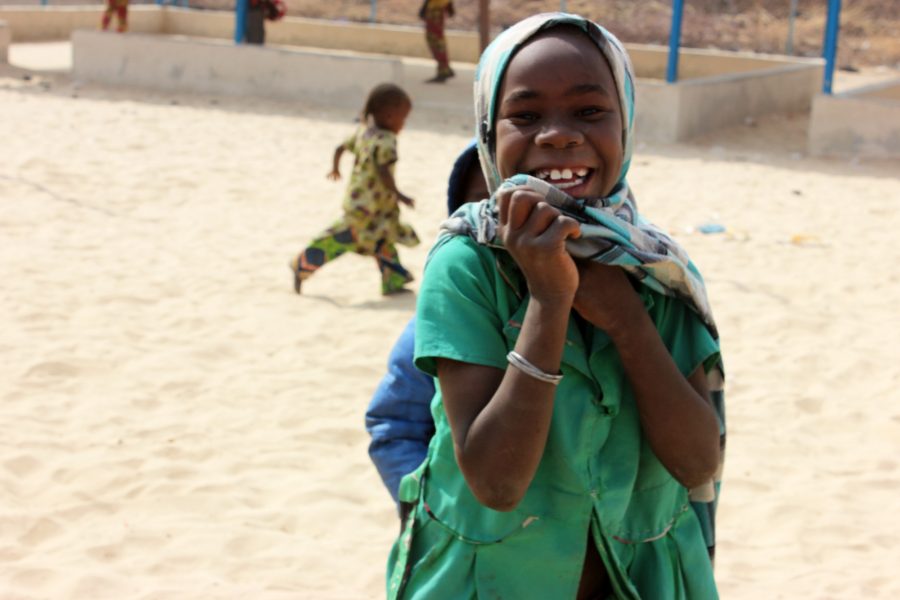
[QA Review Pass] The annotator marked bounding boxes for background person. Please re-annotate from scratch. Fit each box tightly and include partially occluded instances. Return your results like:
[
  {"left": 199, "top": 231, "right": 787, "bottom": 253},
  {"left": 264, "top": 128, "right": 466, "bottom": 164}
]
[
  {"left": 290, "top": 84, "right": 419, "bottom": 296},
  {"left": 418, "top": 0, "right": 455, "bottom": 83}
]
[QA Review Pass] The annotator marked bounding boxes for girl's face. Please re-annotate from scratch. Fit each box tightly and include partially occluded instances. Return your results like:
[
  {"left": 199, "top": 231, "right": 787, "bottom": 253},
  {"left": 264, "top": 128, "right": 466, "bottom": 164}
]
[
  {"left": 378, "top": 102, "right": 412, "bottom": 134},
  {"left": 494, "top": 28, "right": 624, "bottom": 199}
]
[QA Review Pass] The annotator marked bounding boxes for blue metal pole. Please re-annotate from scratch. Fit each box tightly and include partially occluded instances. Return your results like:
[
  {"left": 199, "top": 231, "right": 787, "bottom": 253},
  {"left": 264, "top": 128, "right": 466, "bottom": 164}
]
[
  {"left": 785, "top": 0, "right": 799, "bottom": 54},
  {"left": 234, "top": 0, "right": 247, "bottom": 44},
  {"left": 560, "top": 0, "right": 567, "bottom": 12},
  {"left": 666, "top": 0, "right": 684, "bottom": 84},
  {"left": 822, "top": 0, "right": 842, "bottom": 94},
  {"left": 41, "top": 0, "right": 47, "bottom": 5},
  {"left": 370, "top": 0, "right": 377, "bottom": 22}
]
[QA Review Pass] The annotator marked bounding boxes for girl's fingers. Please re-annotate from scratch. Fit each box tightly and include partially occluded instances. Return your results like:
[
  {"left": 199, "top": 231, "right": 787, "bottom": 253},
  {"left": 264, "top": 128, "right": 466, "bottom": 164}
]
[
  {"left": 506, "top": 189, "right": 553, "bottom": 231},
  {"left": 546, "top": 215, "right": 582, "bottom": 242},
  {"left": 497, "top": 187, "right": 540, "bottom": 229},
  {"left": 520, "top": 201, "right": 567, "bottom": 237}
]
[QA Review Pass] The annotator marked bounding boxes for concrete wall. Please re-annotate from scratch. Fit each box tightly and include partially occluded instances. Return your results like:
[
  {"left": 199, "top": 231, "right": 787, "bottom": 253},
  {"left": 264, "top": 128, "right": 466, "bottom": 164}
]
[
  {"left": 628, "top": 43, "right": 810, "bottom": 80},
  {"left": 0, "top": 5, "right": 482, "bottom": 61},
  {"left": 0, "top": 5, "right": 162, "bottom": 41},
  {"left": 163, "top": 9, "right": 483, "bottom": 63},
  {"left": 809, "top": 80, "right": 900, "bottom": 158},
  {"left": 2, "top": 6, "right": 813, "bottom": 79},
  {"left": 71, "top": 29, "right": 475, "bottom": 114},
  {"left": 863, "top": 82, "right": 900, "bottom": 102},
  {"left": 3, "top": 6, "right": 822, "bottom": 143},
  {"left": 0, "top": 19, "right": 9, "bottom": 62}
]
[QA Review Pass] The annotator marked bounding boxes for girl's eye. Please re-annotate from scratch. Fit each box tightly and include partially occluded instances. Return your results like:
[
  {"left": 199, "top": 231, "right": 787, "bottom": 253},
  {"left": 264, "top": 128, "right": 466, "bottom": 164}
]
[
  {"left": 507, "top": 112, "right": 539, "bottom": 124},
  {"left": 578, "top": 107, "right": 606, "bottom": 118}
]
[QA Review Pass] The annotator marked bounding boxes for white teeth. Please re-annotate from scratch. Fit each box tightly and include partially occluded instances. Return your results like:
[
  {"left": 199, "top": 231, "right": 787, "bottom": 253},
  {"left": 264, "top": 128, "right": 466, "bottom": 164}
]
[
  {"left": 533, "top": 168, "right": 590, "bottom": 182},
  {"left": 555, "top": 177, "right": 585, "bottom": 190}
]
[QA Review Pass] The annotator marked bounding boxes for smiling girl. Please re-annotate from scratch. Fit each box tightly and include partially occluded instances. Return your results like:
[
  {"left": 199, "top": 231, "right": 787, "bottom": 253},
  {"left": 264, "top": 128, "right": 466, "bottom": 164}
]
[{"left": 387, "top": 13, "right": 725, "bottom": 600}]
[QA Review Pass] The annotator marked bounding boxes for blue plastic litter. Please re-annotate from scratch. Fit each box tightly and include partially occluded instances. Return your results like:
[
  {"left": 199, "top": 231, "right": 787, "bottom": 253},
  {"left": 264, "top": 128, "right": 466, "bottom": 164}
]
[{"left": 697, "top": 223, "right": 726, "bottom": 234}]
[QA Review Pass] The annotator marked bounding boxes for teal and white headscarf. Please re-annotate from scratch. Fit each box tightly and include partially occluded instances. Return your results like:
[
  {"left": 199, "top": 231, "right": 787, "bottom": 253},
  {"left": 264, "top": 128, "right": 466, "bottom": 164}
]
[{"left": 439, "top": 13, "right": 726, "bottom": 559}]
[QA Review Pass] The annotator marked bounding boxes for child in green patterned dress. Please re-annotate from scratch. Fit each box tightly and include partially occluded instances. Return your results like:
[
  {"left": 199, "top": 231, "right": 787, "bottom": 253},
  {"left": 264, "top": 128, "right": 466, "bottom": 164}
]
[{"left": 290, "top": 83, "right": 420, "bottom": 296}]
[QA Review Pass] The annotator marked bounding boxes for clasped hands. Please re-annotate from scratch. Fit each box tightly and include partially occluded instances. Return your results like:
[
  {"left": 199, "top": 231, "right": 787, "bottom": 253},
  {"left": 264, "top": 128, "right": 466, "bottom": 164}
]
[{"left": 495, "top": 185, "right": 643, "bottom": 333}]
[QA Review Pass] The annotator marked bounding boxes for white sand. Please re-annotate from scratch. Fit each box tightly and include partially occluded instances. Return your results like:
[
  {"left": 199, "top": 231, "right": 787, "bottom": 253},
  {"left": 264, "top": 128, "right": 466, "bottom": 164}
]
[{"left": 1, "top": 55, "right": 899, "bottom": 599}]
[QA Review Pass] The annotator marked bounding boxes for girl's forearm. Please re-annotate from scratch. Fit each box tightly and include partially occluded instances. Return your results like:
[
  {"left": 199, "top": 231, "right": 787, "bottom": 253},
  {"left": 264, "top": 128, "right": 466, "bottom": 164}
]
[
  {"left": 457, "top": 296, "right": 572, "bottom": 511},
  {"left": 606, "top": 311, "right": 720, "bottom": 489},
  {"left": 332, "top": 145, "right": 344, "bottom": 172}
]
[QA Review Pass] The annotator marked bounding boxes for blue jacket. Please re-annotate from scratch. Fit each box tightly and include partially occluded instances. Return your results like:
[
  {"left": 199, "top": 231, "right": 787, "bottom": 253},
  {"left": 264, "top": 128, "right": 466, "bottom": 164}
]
[
  {"left": 365, "top": 317, "right": 435, "bottom": 504},
  {"left": 365, "top": 141, "right": 479, "bottom": 505}
]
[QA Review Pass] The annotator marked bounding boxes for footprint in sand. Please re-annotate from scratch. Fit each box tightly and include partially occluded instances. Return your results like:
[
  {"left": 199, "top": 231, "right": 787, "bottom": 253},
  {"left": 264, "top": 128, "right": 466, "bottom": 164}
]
[
  {"left": 3, "top": 454, "right": 42, "bottom": 478},
  {"left": 19, "top": 518, "right": 63, "bottom": 547}
]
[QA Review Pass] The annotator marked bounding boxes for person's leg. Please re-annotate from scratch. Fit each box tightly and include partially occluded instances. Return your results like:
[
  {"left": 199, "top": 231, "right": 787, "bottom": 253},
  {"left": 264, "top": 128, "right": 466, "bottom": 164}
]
[
  {"left": 245, "top": 6, "right": 265, "bottom": 44},
  {"left": 375, "top": 241, "right": 414, "bottom": 295},
  {"left": 290, "top": 226, "right": 355, "bottom": 293},
  {"left": 423, "top": 6, "right": 452, "bottom": 81},
  {"left": 116, "top": 0, "right": 128, "bottom": 33},
  {"left": 101, "top": 0, "right": 115, "bottom": 30}
]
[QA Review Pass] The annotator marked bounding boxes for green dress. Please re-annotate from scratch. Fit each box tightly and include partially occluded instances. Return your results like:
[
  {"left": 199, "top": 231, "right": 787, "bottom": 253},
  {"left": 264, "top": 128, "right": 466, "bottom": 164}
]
[{"left": 387, "top": 236, "right": 720, "bottom": 599}]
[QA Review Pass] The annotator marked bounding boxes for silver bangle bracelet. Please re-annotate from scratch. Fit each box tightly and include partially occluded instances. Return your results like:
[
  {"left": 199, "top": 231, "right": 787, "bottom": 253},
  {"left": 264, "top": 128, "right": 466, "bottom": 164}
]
[{"left": 506, "top": 351, "right": 563, "bottom": 385}]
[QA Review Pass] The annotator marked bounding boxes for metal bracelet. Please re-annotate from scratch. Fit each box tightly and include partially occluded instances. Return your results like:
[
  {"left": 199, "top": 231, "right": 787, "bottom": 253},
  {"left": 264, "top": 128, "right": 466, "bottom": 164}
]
[{"left": 506, "top": 351, "right": 563, "bottom": 385}]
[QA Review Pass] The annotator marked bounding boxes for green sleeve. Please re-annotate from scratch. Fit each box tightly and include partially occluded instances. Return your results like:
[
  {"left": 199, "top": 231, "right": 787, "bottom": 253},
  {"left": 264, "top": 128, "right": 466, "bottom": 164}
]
[
  {"left": 649, "top": 292, "right": 720, "bottom": 377},
  {"left": 414, "top": 237, "right": 510, "bottom": 377}
]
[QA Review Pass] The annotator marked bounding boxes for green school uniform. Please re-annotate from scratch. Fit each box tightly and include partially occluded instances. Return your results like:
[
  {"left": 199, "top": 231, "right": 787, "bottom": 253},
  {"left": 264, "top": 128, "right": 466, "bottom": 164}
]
[{"left": 387, "top": 235, "right": 720, "bottom": 599}]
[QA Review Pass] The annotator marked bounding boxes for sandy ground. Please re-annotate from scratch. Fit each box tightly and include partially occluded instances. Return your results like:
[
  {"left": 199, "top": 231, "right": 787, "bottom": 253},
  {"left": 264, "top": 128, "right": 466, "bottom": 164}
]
[{"left": 1, "top": 43, "right": 899, "bottom": 599}]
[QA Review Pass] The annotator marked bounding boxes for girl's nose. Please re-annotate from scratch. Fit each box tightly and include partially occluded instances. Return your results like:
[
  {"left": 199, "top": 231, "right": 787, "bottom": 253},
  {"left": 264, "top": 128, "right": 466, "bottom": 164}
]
[{"left": 535, "top": 119, "right": 583, "bottom": 149}]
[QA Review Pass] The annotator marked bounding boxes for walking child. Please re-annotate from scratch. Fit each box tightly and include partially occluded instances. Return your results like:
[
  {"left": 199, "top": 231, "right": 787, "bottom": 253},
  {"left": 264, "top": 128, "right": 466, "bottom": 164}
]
[
  {"left": 388, "top": 13, "right": 725, "bottom": 599},
  {"left": 291, "top": 84, "right": 420, "bottom": 296}
]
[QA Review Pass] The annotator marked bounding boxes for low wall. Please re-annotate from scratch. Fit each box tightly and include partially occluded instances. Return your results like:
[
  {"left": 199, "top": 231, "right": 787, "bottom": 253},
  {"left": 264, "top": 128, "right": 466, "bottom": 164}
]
[
  {"left": 0, "top": 5, "right": 163, "bottom": 40},
  {"left": 0, "top": 5, "right": 482, "bottom": 61},
  {"left": 808, "top": 80, "right": 900, "bottom": 158},
  {"left": 0, "top": 6, "right": 814, "bottom": 142},
  {"left": 2, "top": 6, "right": 813, "bottom": 77},
  {"left": 0, "top": 20, "right": 9, "bottom": 62},
  {"left": 163, "top": 9, "right": 483, "bottom": 63},
  {"left": 71, "top": 29, "right": 474, "bottom": 113},
  {"left": 628, "top": 43, "right": 810, "bottom": 80},
  {"left": 639, "top": 61, "right": 822, "bottom": 142}
]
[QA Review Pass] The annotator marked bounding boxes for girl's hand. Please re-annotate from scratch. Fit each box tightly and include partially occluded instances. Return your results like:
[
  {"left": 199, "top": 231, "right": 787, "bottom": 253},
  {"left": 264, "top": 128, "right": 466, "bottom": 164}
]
[
  {"left": 572, "top": 261, "right": 644, "bottom": 336},
  {"left": 326, "top": 169, "right": 341, "bottom": 181},
  {"left": 496, "top": 186, "right": 581, "bottom": 303},
  {"left": 397, "top": 193, "right": 415, "bottom": 208}
]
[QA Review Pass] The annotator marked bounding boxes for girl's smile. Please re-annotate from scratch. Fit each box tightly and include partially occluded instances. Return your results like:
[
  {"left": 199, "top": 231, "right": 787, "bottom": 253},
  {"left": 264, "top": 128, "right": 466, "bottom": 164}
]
[{"left": 495, "top": 27, "right": 625, "bottom": 199}]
